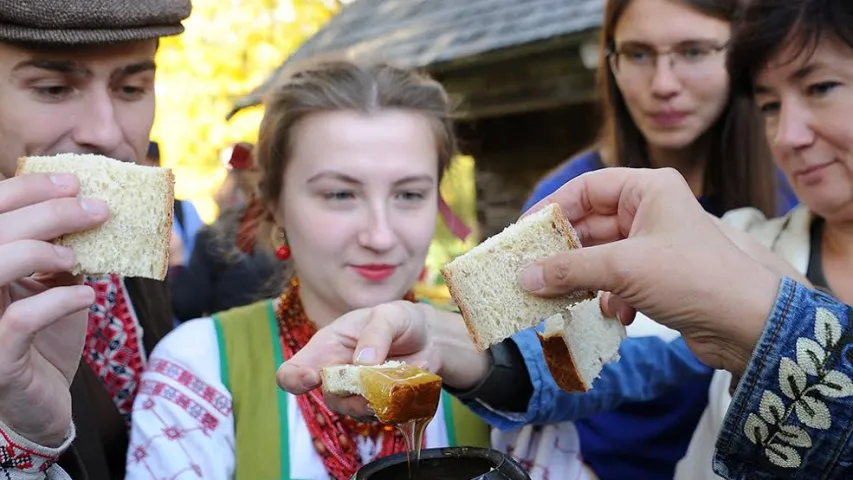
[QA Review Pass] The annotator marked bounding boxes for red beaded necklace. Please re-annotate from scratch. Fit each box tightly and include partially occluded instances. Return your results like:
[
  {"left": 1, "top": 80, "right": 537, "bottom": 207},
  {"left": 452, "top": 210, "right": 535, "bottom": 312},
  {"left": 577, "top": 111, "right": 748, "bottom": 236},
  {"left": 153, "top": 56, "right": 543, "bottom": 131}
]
[{"left": 276, "top": 279, "right": 420, "bottom": 479}]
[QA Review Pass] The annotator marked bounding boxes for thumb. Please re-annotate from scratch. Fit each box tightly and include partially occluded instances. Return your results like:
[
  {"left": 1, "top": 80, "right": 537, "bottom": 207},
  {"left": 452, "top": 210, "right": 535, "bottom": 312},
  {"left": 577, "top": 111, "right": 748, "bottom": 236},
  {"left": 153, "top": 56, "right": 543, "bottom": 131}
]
[
  {"left": 276, "top": 362, "right": 320, "bottom": 395},
  {"left": 276, "top": 326, "right": 330, "bottom": 395},
  {"left": 520, "top": 243, "right": 626, "bottom": 297}
]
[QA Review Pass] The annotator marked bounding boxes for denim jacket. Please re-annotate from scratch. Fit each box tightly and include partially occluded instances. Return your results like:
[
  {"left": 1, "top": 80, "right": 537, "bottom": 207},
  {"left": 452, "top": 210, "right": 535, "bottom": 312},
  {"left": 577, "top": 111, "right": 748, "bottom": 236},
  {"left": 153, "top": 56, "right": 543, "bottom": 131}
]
[
  {"left": 462, "top": 277, "right": 853, "bottom": 479},
  {"left": 465, "top": 331, "right": 710, "bottom": 427},
  {"left": 715, "top": 277, "right": 853, "bottom": 478}
]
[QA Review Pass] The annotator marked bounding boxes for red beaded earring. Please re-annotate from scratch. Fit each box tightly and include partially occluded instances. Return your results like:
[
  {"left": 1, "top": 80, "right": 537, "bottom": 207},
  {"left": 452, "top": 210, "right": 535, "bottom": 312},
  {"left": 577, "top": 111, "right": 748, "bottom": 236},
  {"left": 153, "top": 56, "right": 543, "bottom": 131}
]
[
  {"left": 274, "top": 228, "right": 291, "bottom": 261},
  {"left": 276, "top": 244, "right": 291, "bottom": 261}
]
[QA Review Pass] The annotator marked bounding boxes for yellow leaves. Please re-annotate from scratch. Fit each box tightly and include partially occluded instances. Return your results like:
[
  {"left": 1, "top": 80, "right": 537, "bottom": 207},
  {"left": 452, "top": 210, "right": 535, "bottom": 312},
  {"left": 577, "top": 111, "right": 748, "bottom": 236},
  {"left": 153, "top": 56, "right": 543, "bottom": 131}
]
[
  {"left": 152, "top": 0, "right": 340, "bottom": 222},
  {"left": 149, "top": 0, "right": 479, "bottom": 284},
  {"left": 424, "top": 155, "right": 478, "bottom": 286}
]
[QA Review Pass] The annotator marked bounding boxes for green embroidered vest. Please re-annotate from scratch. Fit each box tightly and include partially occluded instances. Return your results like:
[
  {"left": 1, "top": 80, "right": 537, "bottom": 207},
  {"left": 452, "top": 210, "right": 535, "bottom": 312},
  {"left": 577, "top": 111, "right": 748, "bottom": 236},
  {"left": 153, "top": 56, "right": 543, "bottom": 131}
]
[{"left": 213, "top": 300, "right": 490, "bottom": 480}]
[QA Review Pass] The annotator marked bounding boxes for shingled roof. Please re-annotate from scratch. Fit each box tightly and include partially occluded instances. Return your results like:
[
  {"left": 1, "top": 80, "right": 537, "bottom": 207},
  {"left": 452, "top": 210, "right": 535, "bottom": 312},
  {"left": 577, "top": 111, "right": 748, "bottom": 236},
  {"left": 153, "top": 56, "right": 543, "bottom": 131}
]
[{"left": 227, "top": 0, "right": 604, "bottom": 118}]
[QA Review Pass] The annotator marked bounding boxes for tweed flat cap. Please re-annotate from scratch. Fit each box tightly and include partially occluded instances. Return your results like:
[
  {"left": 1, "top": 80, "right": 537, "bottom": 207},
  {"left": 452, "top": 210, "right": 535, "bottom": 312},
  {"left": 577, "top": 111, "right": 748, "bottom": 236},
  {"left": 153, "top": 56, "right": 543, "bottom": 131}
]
[{"left": 0, "top": 0, "right": 192, "bottom": 45}]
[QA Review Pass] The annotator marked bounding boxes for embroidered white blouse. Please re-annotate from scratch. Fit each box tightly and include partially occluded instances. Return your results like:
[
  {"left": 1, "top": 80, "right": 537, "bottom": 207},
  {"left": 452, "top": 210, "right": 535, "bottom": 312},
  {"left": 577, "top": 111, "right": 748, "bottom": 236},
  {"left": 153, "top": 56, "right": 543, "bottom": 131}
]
[
  {"left": 123, "top": 317, "right": 454, "bottom": 480},
  {"left": 123, "top": 314, "right": 596, "bottom": 480}
]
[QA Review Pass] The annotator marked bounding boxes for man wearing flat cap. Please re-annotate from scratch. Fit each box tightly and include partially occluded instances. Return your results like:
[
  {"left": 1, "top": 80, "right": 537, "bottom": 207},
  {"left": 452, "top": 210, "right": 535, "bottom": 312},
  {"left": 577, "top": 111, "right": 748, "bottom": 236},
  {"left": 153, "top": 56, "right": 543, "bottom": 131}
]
[{"left": 0, "top": 1, "right": 191, "bottom": 479}]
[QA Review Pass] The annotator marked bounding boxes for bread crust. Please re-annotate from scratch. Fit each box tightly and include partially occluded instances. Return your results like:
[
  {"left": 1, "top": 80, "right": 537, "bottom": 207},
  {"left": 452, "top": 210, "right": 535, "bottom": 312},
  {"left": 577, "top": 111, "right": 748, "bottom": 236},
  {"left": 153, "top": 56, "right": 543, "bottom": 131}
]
[
  {"left": 546, "top": 203, "right": 595, "bottom": 301},
  {"left": 441, "top": 264, "right": 488, "bottom": 352},
  {"left": 15, "top": 156, "right": 27, "bottom": 175},
  {"left": 156, "top": 169, "right": 176, "bottom": 281},
  {"left": 537, "top": 331, "right": 589, "bottom": 393}
]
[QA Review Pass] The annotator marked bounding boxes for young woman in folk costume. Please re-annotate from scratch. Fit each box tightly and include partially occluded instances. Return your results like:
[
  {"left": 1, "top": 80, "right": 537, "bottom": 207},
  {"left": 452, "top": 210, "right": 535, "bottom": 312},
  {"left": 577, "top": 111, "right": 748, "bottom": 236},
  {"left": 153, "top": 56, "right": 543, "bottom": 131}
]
[{"left": 124, "top": 59, "right": 490, "bottom": 480}]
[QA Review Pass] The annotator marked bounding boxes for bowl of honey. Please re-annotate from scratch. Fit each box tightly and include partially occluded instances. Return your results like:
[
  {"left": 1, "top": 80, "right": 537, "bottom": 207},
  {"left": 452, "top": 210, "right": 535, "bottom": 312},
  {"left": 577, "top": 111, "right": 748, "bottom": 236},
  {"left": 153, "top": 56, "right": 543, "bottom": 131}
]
[{"left": 352, "top": 446, "right": 530, "bottom": 480}]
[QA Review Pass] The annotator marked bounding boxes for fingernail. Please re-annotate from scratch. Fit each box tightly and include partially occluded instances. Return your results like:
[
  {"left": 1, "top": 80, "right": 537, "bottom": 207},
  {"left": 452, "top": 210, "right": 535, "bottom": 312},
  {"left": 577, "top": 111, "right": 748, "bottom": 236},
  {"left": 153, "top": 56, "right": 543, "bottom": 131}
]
[
  {"left": 616, "top": 310, "right": 623, "bottom": 324},
  {"left": 520, "top": 264, "right": 544, "bottom": 292},
  {"left": 76, "top": 285, "right": 95, "bottom": 303},
  {"left": 50, "top": 173, "right": 75, "bottom": 189},
  {"left": 53, "top": 245, "right": 74, "bottom": 264},
  {"left": 79, "top": 198, "right": 108, "bottom": 216},
  {"left": 301, "top": 370, "right": 319, "bottom": 388},
  {"left": 355, "top": 348, "right": 376, "bottom": 364}
]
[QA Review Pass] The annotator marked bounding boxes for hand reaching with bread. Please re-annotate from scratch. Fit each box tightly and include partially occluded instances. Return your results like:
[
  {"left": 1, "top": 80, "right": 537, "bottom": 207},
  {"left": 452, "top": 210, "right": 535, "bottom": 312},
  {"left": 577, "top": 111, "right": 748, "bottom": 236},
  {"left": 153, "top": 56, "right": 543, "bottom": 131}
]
[
  {"left": 279, "top": 167, "right": 788, "bottom": 419},
  {"left": 519, "top": 167, "right": 782, "bottom": 375},
  {"left": 0, "top": 173, "right": 108, "bottom": 446}
]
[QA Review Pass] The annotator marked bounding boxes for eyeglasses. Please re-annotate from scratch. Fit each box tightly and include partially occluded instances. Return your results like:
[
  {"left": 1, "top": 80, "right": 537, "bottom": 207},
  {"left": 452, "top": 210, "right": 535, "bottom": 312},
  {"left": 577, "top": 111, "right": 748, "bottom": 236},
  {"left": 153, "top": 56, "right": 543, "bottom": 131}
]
[{"left": 608, "top": 41, "right": 729, "bottom": 80}]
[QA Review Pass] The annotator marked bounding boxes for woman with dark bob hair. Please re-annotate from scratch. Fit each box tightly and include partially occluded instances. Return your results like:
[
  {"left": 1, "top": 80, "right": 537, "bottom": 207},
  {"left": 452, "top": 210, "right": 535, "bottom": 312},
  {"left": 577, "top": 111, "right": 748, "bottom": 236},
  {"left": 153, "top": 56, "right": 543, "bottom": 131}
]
[
  {"left": 676, "top": 0, "right": 853, "bottom": 478},
  {"left": 269, "top": 3, "right": 853, "bottom": 475}
]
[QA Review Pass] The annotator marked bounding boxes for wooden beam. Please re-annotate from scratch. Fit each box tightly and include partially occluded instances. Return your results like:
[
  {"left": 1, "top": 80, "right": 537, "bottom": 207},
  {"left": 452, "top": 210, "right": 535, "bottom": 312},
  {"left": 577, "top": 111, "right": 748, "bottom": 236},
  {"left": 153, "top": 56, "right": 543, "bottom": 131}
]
[
  {"left": 427, "top": 30, "right": 600, "bottom": 73},
  {"left": 454, "top": 73, "right": 596, "bottom": 118},
  {"left": 434, "top": 45, "right": 599, "bottom": 119}
]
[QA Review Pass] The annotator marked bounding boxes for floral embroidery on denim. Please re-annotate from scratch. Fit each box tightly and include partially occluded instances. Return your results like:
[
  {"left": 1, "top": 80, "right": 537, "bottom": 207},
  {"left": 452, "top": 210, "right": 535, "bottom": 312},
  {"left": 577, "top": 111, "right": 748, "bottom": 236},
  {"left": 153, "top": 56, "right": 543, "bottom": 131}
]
[{"left": 744, "top": 308, "right": 853, "bottom": 468}]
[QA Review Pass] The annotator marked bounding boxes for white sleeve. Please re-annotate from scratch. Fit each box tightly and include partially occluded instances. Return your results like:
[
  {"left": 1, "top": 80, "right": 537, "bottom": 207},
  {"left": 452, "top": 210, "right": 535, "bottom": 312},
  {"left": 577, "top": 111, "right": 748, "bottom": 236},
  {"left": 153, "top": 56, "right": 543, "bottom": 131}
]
[
  {"left": 0, "top": 421, "right": 74, "bottom": 480},
  {"left": 125, "top": 318, "right": 235, "bottom": 480},
  {"left": 720, "top": 206, "right": 768, "bottom": 230}
]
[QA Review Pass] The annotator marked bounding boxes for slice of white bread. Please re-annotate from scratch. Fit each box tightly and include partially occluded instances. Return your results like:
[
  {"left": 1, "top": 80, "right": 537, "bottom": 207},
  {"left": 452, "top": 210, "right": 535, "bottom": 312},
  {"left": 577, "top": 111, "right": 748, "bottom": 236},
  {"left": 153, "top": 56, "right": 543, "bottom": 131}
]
[
  {"left": 441, "top": 203, "right": 596, "bottom": 351},
  {"left": 16, "top": 154, "right": 174, "bottom": 280},
  {"left": 320, "top": 361, "right": 442, "bottom": 424},
  {"left": 539, "top": 292, "right": 626, "bottom": 392}
]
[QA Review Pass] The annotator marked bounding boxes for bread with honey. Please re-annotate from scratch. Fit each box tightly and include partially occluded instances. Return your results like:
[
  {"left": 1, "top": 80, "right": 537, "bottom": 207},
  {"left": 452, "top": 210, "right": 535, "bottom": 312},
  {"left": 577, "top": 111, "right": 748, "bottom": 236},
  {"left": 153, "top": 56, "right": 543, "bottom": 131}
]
[
  {"left": 539, "top": 292, "right": 626, "bottom": 392},
  {"left": 441, "top": 203, "right": 596, "bottom": 351},
  {"left": 16, "top": 153, "right": 174, "bottom": 280},
  {"left": 320, "top": 361, "right": 441, "bottom": 424}
]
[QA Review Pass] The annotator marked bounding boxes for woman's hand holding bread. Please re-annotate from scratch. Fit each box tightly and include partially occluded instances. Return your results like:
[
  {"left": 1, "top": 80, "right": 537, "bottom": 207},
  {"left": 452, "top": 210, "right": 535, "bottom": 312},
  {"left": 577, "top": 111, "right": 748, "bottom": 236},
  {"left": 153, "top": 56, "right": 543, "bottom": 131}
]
[
  {"left": 0, "top": 172, "right": 108, "bottom": 447},
  {"left": 276, "top": 301, "right": 489, "bottom": 420}
]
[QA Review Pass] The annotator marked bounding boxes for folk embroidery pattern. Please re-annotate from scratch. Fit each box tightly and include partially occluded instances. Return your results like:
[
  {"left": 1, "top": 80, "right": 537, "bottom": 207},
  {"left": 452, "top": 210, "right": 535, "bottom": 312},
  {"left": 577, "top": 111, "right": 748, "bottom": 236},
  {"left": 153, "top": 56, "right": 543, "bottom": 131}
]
[
  {"left": 0, "top": 427, "right": 55, "bottom": 474},
  {"left": 744, "top": 308, "right": 853, "bottom": 468},
  {"left": 84, "top": 274, "right": 146, "bottom": 425}
]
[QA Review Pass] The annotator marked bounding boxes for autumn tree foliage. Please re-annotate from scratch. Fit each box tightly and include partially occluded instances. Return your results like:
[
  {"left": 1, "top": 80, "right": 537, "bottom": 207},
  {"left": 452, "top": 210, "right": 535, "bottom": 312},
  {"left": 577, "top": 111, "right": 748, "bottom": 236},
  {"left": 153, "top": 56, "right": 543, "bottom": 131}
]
[
  {"left": 152, "top": 0, "right": 342, "bottom": 220},
  {"left": 152, "top": 0, "right": 476, "bottom": 300}
]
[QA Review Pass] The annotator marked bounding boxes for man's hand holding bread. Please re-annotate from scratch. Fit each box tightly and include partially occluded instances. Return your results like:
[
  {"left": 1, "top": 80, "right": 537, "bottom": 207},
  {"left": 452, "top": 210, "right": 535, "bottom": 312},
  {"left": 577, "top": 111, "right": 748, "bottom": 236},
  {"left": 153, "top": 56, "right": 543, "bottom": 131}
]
[
  {"left": 0, "top": 172, "right": 108, "bottom": 447},
  {"left": 278, "top": 167, "right": 786, "bottom": 418},
  {"left": 0, "top": 153, "right": 172, "bottom": 447}
]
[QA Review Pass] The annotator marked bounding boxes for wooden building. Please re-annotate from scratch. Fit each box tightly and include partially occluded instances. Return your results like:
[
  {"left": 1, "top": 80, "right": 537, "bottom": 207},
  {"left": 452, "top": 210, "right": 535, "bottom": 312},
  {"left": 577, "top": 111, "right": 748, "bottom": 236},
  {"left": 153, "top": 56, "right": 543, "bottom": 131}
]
[{"left": 227, "top": 0, "right": 605, "bottom": 238}]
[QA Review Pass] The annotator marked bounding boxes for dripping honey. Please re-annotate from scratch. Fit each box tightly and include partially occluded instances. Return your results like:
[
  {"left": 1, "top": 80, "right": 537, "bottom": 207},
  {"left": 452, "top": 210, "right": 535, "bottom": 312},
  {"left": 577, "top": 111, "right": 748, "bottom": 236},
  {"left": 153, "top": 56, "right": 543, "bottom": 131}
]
[
  {"left": 396, "top": 417, "right": 432, "bottom": 478},
  {"left": 359, "top": 364, "right": 442, "bottom": 477}
]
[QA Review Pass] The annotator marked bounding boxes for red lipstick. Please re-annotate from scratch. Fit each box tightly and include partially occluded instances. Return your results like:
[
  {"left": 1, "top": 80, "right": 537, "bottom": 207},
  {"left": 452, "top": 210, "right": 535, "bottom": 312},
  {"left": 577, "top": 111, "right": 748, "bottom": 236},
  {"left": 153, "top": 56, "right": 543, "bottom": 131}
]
[{"left": 352, "top": 264, "right": 397, "bottom": 282}]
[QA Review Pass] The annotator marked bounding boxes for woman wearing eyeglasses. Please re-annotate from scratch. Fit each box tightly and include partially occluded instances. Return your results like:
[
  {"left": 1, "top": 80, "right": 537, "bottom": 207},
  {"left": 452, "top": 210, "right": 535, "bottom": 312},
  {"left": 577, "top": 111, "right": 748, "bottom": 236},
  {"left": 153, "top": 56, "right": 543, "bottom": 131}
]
[{"left": 517, "top": 0, "right": 799, "bottom": 479}]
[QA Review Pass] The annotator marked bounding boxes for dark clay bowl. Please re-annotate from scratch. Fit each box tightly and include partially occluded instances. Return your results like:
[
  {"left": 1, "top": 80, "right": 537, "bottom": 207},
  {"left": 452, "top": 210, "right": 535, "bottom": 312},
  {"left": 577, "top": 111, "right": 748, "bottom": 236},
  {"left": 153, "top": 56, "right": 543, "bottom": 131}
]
[{"left": 351, "top": 447, "right": 530, "bottom": 480}]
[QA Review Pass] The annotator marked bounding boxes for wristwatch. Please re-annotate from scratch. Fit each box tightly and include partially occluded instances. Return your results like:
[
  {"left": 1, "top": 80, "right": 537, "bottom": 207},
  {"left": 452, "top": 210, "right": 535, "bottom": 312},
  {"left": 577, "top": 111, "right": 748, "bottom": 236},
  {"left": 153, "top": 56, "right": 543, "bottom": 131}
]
[{"left": 443, "top": 339, "right": 532, "bottom": 411}]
